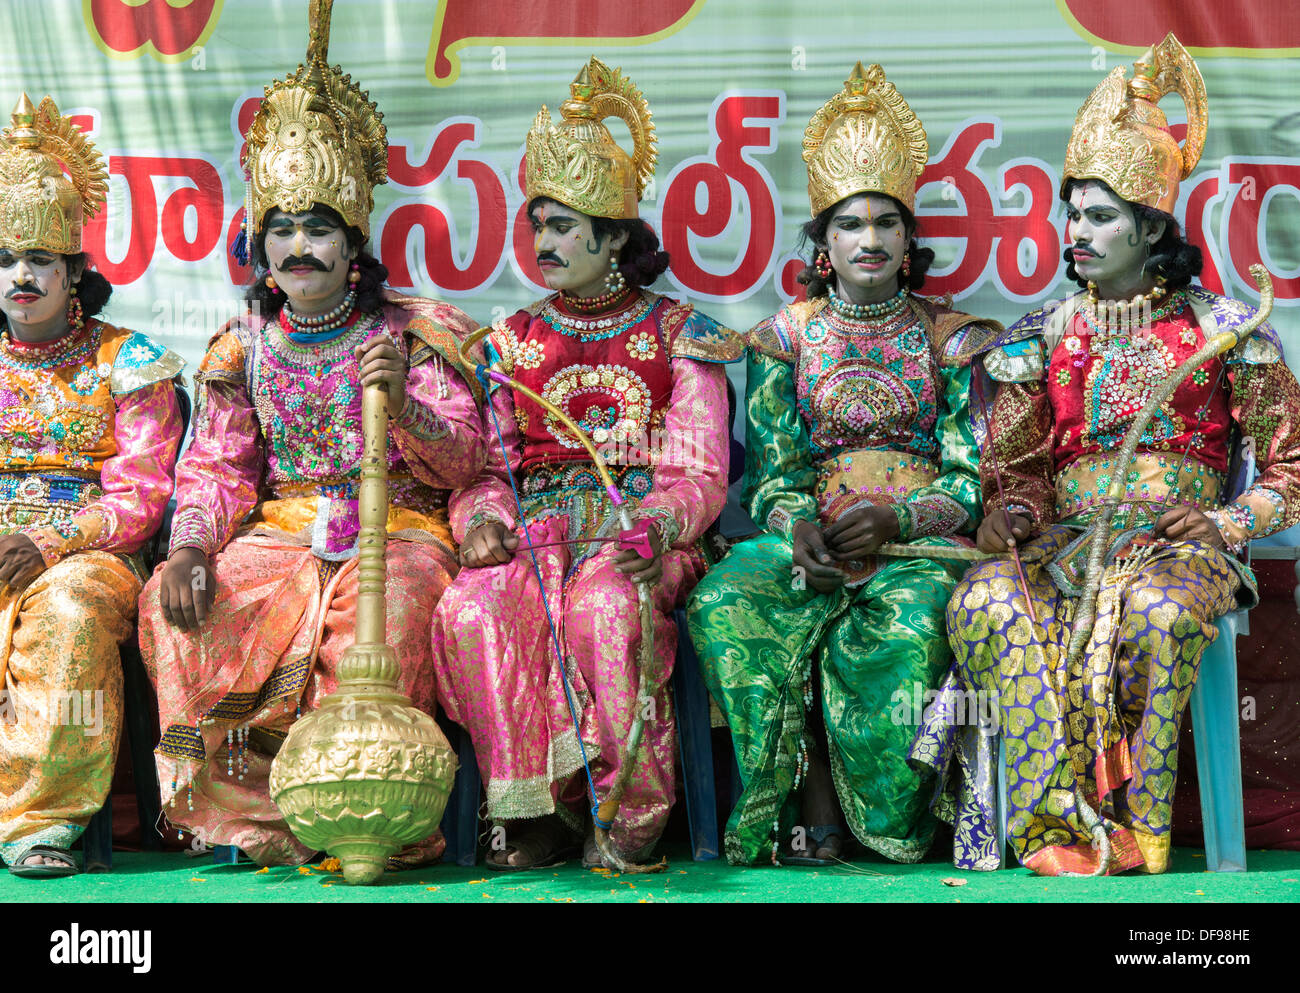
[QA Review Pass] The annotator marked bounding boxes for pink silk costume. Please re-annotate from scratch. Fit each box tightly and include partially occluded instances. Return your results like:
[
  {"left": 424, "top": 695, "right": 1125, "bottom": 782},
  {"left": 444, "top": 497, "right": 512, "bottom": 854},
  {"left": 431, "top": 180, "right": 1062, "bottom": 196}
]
[
  {"left": 0, "top": 320, "right": 183, "bottom": 866},
  {"left": 138, "top": 293, "right": 485, "bottom": 866},
  {"left": 431, "top": 289, "right": 741, "bottom": 856}
]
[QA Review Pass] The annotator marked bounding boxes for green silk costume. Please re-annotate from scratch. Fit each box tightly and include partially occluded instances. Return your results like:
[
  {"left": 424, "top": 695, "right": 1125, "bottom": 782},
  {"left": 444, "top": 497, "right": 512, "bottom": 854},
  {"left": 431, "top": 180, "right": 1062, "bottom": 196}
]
[{"left": 686, "top": 296, "right": 995, "bottom": 865}]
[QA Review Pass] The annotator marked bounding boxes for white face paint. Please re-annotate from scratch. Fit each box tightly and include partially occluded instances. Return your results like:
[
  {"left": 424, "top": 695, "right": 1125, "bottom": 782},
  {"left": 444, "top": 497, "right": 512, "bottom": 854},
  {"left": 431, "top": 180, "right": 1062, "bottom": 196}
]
[
  {"left": 824, "top": 193, "right": 908, "bottom": 304},
  {"left": 529, "top": 200, "right": 628, "bottom": 298},
  {"left": 0, "top": 248, "right": 77, "bottom": 340},
  {"left": 1065, "top": 180, "right": 1164, "bottom": 298},
  {"left": 262, "top": 208, "right": 357, "bottom": 315}
]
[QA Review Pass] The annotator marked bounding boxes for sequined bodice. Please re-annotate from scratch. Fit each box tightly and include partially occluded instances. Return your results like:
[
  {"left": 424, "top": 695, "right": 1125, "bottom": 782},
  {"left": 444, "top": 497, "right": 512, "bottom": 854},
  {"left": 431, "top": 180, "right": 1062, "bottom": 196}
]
[
  {"left": 1047, "top": 295, "right": 1232, "bottom": 472},
  {"left": 493, "top": 292, "right": 676, "bottom": 474},
  {"left": 790, "top": 306, "right": 941, "bottom": 461},
  {"left": 250, "top": 312, "right": 404, "bottom": 485}
]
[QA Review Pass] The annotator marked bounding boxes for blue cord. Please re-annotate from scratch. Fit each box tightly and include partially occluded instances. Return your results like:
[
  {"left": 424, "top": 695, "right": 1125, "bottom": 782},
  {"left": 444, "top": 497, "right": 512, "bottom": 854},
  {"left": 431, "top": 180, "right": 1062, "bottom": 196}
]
[{"left": 476, "top": 366, "right": 609, "bottom": 829}]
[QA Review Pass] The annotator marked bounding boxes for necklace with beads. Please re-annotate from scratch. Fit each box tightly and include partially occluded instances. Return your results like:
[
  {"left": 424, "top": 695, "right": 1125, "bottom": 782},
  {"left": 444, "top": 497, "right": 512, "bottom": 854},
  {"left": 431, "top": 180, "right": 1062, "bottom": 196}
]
[
  {"left": 827, "top": 285, "right": 908, "bottom": 321},
  {"left": 267, "top": 310, "right": 384, "bottom": 375},
  {"left": 282, "top": 287, "right": 358, "bottom": 336},
  {"left": 541, "top": 292, "right": 654, "bottom": 342},
  {"left": 559, "top": 285, "right": 633, "bottom": 313},
  {"left": 1081, "top": 287, "right": 1188, "bottom": 338},
  {"left": 0, "top": 320, "right": 98, "bottom": 371},
  {"left": 822, "top": 287, "right": 913, "bottom": 337}
]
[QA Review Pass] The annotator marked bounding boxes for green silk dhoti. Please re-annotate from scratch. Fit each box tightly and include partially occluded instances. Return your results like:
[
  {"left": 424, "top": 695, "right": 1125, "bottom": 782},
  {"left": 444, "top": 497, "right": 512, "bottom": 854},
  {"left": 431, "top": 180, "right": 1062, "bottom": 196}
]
[{"left": 687, "top": 532, "right": 964, "bottom": 865}]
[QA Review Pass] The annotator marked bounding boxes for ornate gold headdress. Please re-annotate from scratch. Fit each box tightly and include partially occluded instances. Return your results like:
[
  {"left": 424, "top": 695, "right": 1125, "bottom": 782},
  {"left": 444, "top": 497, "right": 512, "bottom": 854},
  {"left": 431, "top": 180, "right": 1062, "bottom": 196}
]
[
  {"left": 1062, "top": 32, "right": 1207, "bottom": 214},
  {"left": 242, "top": 0, "right": 387, "bottom": 241},
  {"left": 525, "top": 57, "right": 656, "bottom": 220},
  {"left": 803, "top": 62, "right": 928, "bottom": 217},
  {"left": 0, "top": 94, "right": 107, "bottom": 254}
]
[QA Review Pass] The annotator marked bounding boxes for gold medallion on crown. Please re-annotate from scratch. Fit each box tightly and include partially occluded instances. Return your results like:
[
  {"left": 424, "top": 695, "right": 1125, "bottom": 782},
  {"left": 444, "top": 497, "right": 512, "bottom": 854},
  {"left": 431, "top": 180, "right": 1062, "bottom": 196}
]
[{"left": 803, "top": 62, "right": 928, "bottom": 217}]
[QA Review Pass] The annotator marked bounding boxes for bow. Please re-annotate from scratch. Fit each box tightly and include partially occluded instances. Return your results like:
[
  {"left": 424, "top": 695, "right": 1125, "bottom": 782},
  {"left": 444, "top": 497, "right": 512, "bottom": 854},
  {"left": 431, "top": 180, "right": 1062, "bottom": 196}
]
[
  {"left": 1061, "top": 264, "right": 1274, "bottom": 875},
  {"left": 458, "top": 325, "right": 666, "bottom": 874}
]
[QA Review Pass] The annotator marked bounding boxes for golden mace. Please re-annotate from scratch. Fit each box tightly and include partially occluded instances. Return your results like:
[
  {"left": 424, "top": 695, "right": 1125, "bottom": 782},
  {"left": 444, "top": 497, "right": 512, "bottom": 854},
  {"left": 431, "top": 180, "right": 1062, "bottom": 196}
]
[{"left": 269, "top": 383, "right": 458, "bottom": 884}]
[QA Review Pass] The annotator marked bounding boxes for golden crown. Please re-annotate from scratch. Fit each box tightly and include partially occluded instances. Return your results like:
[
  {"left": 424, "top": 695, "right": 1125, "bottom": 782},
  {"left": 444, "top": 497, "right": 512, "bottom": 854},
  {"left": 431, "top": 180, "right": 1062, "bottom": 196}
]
[
  {"left": 0, "top": 94, "right": 107, "bottom": 255},
  {"left": 243, "top": 0, "right": 387, "bottom": 238},
  {"left": 525, "top": 57, "right": 656, "bottom": 220},
  {"left": 1062, "top": 33, "right": 1207, "bottom": 214},
  {"left": 803, "top": 62, "right": 928, "bottom": 217}
]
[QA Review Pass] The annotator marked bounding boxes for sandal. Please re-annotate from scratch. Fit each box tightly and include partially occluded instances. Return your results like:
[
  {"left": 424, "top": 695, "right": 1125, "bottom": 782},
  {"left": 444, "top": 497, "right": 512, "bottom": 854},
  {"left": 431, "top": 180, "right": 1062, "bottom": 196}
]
[
  {"left": 779, "top": 824, "right": 843, "bottom": 867},
  {"left": 8, "top": 845, "right": 79, "bottom": 879},
  {"left": 485, "top": 818, "right": 579, "bottom": 872}
]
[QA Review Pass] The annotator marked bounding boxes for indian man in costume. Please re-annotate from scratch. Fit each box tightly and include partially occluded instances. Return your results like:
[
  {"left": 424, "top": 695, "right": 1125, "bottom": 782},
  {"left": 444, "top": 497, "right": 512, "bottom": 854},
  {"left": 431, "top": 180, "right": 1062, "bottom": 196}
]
[
  {"left": 928, "top": 34, "right": 1300, "bottom": 875},
  {"left": 431, "top": 57, "right": 741, "bottom": 870},
  {"left": 0, "top": 95, "right": 184, "bottom": 877},
  {"left": 686, "top": 64, "right": 1000, "bottom": 866},
  {"left": 138, "top": 0, "right": 485, "bottom": 868}
]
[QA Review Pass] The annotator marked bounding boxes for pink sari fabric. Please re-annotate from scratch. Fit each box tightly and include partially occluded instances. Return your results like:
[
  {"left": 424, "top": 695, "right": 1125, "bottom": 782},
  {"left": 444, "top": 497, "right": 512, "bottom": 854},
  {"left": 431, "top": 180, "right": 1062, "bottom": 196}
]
[
  {"left": 139, "top": 298, "right": 483, "bottom": 865},
  {"left": 432, "top": 519, "right": 705, "bottom": 856},
  {"left": 435, "top": 326, "right": 732, "bottom": 855},
  {"left": 139, "top": 534, "right": 455, "bottom": 865}
]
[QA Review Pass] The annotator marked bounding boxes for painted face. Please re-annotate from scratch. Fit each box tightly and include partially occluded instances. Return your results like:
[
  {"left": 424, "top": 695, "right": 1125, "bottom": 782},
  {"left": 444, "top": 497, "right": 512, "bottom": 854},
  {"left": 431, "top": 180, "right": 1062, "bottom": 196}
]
[
  {"left": 529, "top": 200, "right": 621, "bottom": 297},
  {"left": 1065, "top": 181, "right": 1157, "bottom": 292},
  {"left": 0, "top": 248, "right": 75, "bottom": 335},
  {"left": 262, "top": 208, "right": 356, "bottom": 311},
  {"left": 824, "top": 193, "right": 908, "bottom": 303}
]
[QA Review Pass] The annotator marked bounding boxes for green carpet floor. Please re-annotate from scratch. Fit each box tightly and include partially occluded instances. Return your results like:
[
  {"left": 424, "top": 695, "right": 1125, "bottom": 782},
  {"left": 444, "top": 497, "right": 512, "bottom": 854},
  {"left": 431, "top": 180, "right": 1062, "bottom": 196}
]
[{"left": 7, "top": 846, "right": 1300, "bottom": 902}]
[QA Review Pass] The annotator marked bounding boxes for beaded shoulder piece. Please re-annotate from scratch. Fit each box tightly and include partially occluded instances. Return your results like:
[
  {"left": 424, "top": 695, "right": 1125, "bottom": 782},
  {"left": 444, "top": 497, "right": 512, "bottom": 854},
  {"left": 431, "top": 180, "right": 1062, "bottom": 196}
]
[
  {"left": 380, "top": 293, "right": 484, "bottom": 401},
  {"left": 1185, "top": 286, "right": 1284, "bottom": 365},
  {"left": 979, "top": 294, "right": 1082, "bottom": 383},
  {"left": 746, "top": 299, "right": 827, "bottom": 365},
  {"left": 103, "top": 324, "right": 185, "bottom": 395},
  {"left": 907, "top": 296, "right": 1004, "bottom": 369},
  {"left": 656, "top": 297, "right": 742, "bottom": 364},
  {"left": 195, "top": 321, "right": 249, "bottom": 390}
]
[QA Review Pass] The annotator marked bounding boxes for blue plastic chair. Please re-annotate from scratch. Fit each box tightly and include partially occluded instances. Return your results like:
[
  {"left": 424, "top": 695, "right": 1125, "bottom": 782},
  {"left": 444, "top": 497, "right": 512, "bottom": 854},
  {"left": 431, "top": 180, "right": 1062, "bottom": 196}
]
[
  {"left": 995, "top": 609, "right": 1248, "bottom": 872},
  {"left": 673, "top": 607, "right": 721, "bottom": 861}
]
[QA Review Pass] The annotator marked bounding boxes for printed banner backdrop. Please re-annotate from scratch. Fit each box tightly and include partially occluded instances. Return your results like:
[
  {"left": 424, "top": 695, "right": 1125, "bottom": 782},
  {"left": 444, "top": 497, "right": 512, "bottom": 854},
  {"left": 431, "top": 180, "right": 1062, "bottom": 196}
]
[{"left": 5, "top": 0, "right": 1300, "bottom": 384}]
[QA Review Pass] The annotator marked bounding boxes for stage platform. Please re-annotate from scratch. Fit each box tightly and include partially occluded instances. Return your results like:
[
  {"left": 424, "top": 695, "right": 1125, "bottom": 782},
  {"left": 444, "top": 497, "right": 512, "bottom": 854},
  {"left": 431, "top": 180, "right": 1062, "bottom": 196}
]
[{"left": 7, "top": 846, "right": 1300, "bottom": 904}]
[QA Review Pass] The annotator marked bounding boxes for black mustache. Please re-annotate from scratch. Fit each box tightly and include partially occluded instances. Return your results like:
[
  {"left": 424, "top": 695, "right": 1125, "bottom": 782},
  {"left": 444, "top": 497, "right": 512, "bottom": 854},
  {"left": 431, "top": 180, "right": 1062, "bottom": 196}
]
[
  {"left": 536, "top": 252, "right": 569, "bottom": 267},
  {"left": 850, "top": 253, "right": 890, "bottom": 263},
  {"left": 278, "top": 255, "right": 331, "bottom": 272},
  {"left": 1069, "top": 244, "right": 1102, "bottom": 259},
  {"left": 5, "top": 283, "right": 44, "bottom": 299}
]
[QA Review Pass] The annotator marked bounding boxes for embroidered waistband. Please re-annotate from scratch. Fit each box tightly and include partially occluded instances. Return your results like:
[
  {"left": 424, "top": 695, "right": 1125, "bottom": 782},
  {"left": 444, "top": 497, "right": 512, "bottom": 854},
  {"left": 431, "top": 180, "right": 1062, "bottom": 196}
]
[
  {"left": 268, "top": 473, "right": 446, "bottom": 507},
  {"left": 0, "top": 472, "right": 101, "bottom": 507},
  {"left": 815, "top": 450, "right": 939, "bottom": 521},
  {"left": 1055, "top": 452, "right": 1225, "bottom": 519},
  {"left": 520, "top": 461, "right": 656, "bottom": 501}
]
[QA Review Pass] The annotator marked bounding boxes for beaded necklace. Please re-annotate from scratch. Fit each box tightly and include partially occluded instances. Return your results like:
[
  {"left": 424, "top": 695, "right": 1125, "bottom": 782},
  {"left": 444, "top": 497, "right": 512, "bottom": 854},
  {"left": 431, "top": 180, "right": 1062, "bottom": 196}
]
[
  {"left": 559, "top": 285, "right": 633, "bottom": 313},
  {"left": 1080, "top": 289, "right": 1188, "bottom": 339},
  {"left": 541, "top": 292, "right": 654, "bottom": 342},
  {"left": 0, "top": 321, "right": 99, "bottom": 372},
  {"left": 821, "top": 291, "right": 915, "bottom": 338},
  {"left": 827, "top": 285, "right": 908, "bottom": 320},
  {"left": 267, "top": 310, "right": 384, "bottom": 375},
  {"left": 282, "top": 288, "right": 358, "bottom": 335}
]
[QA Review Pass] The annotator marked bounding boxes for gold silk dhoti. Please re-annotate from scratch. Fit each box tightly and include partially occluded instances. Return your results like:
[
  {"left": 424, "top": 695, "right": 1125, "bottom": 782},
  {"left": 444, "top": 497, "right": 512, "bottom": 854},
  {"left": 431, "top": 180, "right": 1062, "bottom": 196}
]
[{"left": 0, "top": 552, "right": 140, "bottom": 864}]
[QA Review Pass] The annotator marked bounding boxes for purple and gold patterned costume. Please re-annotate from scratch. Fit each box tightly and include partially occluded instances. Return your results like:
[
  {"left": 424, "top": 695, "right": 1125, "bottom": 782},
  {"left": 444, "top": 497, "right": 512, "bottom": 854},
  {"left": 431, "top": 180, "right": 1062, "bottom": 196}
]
[{"left": 915, "top": 286, "right": 1300, "bottom": 874}]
